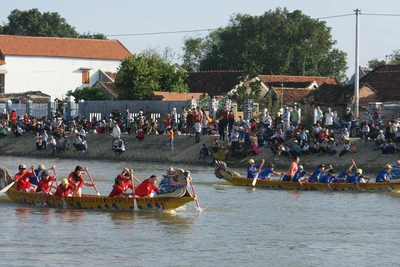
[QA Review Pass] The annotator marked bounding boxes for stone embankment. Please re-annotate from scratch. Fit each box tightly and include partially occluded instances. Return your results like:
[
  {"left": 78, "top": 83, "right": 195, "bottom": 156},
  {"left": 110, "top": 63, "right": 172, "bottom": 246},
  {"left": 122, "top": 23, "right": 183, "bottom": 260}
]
[{"left": 0, "top": 130, "right": 395, "bottom": 172}]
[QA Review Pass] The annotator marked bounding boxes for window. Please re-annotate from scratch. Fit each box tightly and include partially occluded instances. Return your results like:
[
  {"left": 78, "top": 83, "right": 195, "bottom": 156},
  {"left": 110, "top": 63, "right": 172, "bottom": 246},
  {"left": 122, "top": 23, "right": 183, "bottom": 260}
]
[{"left": 82, "top": 71, "right": 90, "bottom": 84}]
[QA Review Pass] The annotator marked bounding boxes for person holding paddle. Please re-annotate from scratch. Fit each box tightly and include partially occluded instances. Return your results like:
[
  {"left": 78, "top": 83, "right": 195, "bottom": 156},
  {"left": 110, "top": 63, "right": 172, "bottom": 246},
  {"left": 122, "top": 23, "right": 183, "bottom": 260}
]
[
  {"left": 376, "top": 164, "right": 392, "bottom": 182},
  {"left": 247, "top": 159, "right": 264, "bottom": 178},
  {"left": 35, "top": 170, "right": 57, "bottom": 194},
  {"left": 282, "top": 156, "right": 299, "bottom": 182},
  {"left": 68, "top": 166, "right": 95, "bottom": 197},
  {"left": 135, "top": 175, "right": 159, "bottom": 197},
  {"left": 14, "top": 164, "right": 37, "bottom": 193},
  {"left": 109, "top": 168, "right": 135, "bottom": 197},
  {"left": 258, "top": 163, "right": 283, "bottom": 181}
]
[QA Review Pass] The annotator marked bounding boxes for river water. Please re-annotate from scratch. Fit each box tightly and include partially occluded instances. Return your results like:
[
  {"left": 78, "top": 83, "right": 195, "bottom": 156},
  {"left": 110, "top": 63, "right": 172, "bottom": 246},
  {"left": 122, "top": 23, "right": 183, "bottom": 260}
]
[{"left": 0, "top": 156, "right": 400, "bottom": 267}]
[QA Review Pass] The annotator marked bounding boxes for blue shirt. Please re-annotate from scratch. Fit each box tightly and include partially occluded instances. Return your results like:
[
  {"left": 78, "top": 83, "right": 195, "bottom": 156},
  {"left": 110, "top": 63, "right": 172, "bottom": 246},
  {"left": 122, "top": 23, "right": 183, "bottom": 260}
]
[
  {"left": 292, "top": 170, "right": 307, "bottom": 182},
  {"left": 347, "top": 174, "right": 363, "bottom": 184},
  {"left": 319, "top": 174, "right": 333, "bottom": 183},
  {"left": 258, "top": 168, "right": 273, "bottom": 179},
  {"left": 332, "top": 171, "right": 350, "bottom": 183},
  {"left": 30, "top": 169, "right": 41, "bottom": 186},
  {"left": 247, "top": 164, "right": 260, "bottom": 178},
  {"left": 376, "top": 169, "right": 390, "bottom": 182},
  {"left": 308, "top": 169, "right": 322, "bottom": 182}
]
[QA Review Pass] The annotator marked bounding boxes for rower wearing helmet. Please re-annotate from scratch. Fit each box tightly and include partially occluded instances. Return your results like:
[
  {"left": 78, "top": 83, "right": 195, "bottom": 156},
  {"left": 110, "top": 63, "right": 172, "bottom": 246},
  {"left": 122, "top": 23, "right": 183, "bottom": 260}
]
[
  {"left": 247, "top": 159, "right": 265, "bottom": 178},
  {"left": 375, "top": 164, "right": 392, "bottom": 182},
  {"left": 292, "top": 165, "right": 311, "bottom": 183}
]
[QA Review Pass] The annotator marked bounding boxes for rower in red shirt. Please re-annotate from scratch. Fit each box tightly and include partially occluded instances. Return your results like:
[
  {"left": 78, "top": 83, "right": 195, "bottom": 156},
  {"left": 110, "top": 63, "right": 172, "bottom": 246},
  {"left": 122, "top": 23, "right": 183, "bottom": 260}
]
[
  {"left": 55, "top": 178, "right": 75, "bottom": 198},
  {"left": 109, "top": 169, "right": 135, "bottom": 197},
  {"left": 14, "top": 164, "right": 36, "bottom": 192},
  {"left": 135, "top": 175, "right": 159, "bottom": 197},
  {"left": 68, "top": 165, "right": 95, "bottom": 197},
  {"left": 35, "top": 170, "right": 57, "bottom": 194}
]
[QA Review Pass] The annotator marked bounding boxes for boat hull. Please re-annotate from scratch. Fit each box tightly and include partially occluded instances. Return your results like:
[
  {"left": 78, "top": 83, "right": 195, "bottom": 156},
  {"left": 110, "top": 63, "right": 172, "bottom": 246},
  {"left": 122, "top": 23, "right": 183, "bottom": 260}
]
[
  {"left": 7, "top": 189, "right": 195, "bottom": 211},
  {"left": 215, "top": 161, "right": 400, "bottom": 192}
]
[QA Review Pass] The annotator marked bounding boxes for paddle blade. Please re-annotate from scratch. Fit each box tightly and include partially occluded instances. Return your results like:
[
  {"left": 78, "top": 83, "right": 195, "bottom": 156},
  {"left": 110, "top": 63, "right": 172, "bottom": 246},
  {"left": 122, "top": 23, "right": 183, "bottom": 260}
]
[
  {"left": 0, "top": 181, "right": 15, "bottom": 196},
  {"left": 252, "top": 174, "right": 259, "bottom": 187}
]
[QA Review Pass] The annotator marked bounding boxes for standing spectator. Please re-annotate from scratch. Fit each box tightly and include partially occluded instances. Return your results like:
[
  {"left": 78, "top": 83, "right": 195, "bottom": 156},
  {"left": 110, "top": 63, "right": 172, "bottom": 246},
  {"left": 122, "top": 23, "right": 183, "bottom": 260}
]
[
  {"left": 263, "top": 110, "right": 272, "bottom": 128},
  {"left": 112, "top": 122, "right": 121, "bottom": 149},
  {"left": 194, "top": 120, "right": 201, "bottom": 143},
  {"left": 218, "top": 117, "right": 227, "bottom": 142},
  {"left": 290, "top": 106, "right": 299, "bottom": 127},
  {"left": 10, "top": 109, "right": 17, "bottom": 126},
  {"left": 49, "top": 136, "right": 57, "bottom": 155},
  {"left": 228, "top": 109, "right": 235, "bottom": 135},
  {"left": 230, "top": 127, "right": 239, "bottom": 158},
  {"left": 282, "top": 107, "right": 290, "bottom": 139},
  {"left": 342, "top": 107, "right": 354, "bottom": 135},
  {"left": 181, "top": 107, "right": 188, "bottom": 134},
  {"left": 201, "top": 116, "right": 209, "bottom": 135},
  {"left": 42, "top": 130, "right": 48, "bottom": 150},
  {"left": 171, "top": 108, "right": 178, "bottom": 130},
  {"left": 187, "top": 109, "right": 195, "bottom": 136},
  {"left": 315, "top": 106, "right": 323, "bottom": 124},
  {"left": 168, "top": 128, "right": 174, "bottom": 150},
  {"left": 325, "top": 108, "right": 334, "bottom": 129}
]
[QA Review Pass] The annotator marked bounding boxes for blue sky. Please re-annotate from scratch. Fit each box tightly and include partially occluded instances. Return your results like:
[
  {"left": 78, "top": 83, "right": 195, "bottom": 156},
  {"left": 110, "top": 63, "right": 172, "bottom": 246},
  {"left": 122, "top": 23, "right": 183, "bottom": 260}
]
[{"left": 1, "top": 0, "right": 400, "bottom": 79}]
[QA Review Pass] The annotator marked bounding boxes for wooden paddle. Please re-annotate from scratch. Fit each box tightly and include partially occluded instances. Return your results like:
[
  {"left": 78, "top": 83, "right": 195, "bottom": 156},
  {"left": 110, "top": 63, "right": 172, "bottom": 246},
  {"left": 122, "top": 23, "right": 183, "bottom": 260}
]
[
  {"left": 86, "top": 168, "right": 100, "bottom": 196},
  {"left": 129, "top": 169, "right": 138, "bottom": 210},
  {"left": 0, "top": 181, "right": 15, "bottom": 196},
  {"left": 252, "top": 160, "right": 265, "bottom": 187},
  {"left": 189, "top": 178, "right": 202, "bottom": 212}
]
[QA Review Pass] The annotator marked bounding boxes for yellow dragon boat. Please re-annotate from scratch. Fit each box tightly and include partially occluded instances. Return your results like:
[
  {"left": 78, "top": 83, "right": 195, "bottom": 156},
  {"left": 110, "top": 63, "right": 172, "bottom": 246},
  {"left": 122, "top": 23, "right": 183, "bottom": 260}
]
[
  {"left": 0, "top": 167, "right": 197, "bottom": 211},
  {"left": 214, "top": 161, "right": 400, "bottom": 192}
]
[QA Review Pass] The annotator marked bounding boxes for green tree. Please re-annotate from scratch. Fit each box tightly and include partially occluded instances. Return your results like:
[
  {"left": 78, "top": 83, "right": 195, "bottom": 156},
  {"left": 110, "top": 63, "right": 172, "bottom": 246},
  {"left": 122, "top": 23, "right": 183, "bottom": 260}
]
[
  {"left": 367, "top": 59, "right": 386, "bottom": 69},
  {"left": 181, "top": 37, "right": 206, "bottom": 71},
  {"left": 66, "top": 86, "right": 107, "bottom": 101},
  {"left": 1, "top": 8, "right": 79, "bottom": 37},
  {"left": 115, "top": 54, "right": 188, "bottom": 100},
  {"left": 183, "top": 8, "right": 347, "bottom": 82},
  {"left": 79, "top": 32, "right": 108, "bottom": 40}
]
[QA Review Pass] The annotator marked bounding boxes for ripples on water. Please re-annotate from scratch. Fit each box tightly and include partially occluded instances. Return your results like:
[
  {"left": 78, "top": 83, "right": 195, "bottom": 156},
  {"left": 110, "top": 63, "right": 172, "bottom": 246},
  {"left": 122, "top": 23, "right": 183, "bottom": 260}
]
[{"left": 1, "top": 157, "right": 400, "bottom": 267}]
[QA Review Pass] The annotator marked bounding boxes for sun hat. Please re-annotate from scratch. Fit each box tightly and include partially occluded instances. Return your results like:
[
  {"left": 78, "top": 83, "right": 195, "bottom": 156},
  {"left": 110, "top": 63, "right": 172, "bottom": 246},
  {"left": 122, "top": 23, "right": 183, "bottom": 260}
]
[
  {"left": 357, "top": 169, "right": 363, "bottom": 174},
  {"left": 385, "top": 164, "right": 393, "bottom": 169},
  {"left": 61, "top": 178, "right": 69, "bottom": 185},
  {"left": 18, "top": 164, "right": 27, "bottom": 169},
  {"left": 38, "top": 164, "right": 45, "bottom": 170},
  {"left": 248, "top": 159, "right": 255, "bottom": 164}
]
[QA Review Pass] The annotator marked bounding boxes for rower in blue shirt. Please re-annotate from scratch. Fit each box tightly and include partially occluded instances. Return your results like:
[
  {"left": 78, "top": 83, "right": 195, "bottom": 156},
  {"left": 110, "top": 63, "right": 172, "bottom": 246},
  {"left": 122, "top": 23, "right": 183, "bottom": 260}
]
[
  {"left": 247, "top": 159, "right": 264, "bottom": 178},
  {"left": 308, "top": 164, "right": 325, "bottom": 183},
  {"left": 258, "top": 163, "right": 283, "bottom": 180},
  {"left": 292, "top": 165, "right": 311, "bottom": 184},
  {"left": 347, "top": 169, "right": 364, "bottom": 190},
  {"left": 332, "top": 162, "right": 354, "bottom": 183},
  {"left": 376, "top": 164, "right": 392, "bottom": 182}
]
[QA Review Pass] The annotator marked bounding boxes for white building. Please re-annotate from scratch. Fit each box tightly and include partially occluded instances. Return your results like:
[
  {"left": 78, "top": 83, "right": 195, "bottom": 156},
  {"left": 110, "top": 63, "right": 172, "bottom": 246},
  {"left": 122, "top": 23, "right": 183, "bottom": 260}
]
[{"left": 0, "top": 35, "right": 131, "bottom": 99}]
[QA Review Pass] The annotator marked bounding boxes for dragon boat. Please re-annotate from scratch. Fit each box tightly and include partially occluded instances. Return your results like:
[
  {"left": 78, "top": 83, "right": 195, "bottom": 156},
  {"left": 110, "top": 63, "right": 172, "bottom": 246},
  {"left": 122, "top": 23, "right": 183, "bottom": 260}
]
[
  {"left": 0, "top": 167, "right": 197, "bottom": 211},
  {"left": 214, "top": 161, "right": 400, "bottom": 192}
]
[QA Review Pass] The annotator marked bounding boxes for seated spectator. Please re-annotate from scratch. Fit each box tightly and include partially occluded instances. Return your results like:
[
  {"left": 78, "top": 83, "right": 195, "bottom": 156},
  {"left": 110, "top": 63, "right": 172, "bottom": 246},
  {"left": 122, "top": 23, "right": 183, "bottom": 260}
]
[
  {"left": 338, "top": 138, "right": 351, "bottom": 157},
  {"left": 367, "top": 123, "right": 378, "bottom": 141},
  {"left": 113, "top": 138, "right": 125, "bottom": 153},
  {"left": 386, "top": 140, "right": 396, "bottom": 155},
  {"left": 281, "top": 144, "right": 291, "bottom": 157},
  {"left": 136, "top": 128, "right": 145, "bottom": 142},
  {"left": 248, "top": 141, "right": 259, "bottom": 156},
  {"left": 375, "top": 130, "right": 386, "bottom": 147},
  {"left": 301, "top": 141, "right": 310, "bottom": 155},
  {"left": 326, "top": 138, "right": 337, "bottom": 155},
  {"left": 14, "top": 125, "right": 23, "bottom": 137},
  {"left": 0, "top": 124, "right": 7, "bottom": 138},
  {"left": 380, "top": 140, "right": 389, "bottom": 156},
  {"left": 361, "top": 122, "right": 370, "bottom": 141},
  {"left": 199, "top": 144, "right": 209, "bottom": 159},
  {"left": 155, "top": 120, "right": 166, "bottom": 135},
  {"left": 395, "top": 126, "right": 400, "bottom": 143},
  {"left": 290, "top": 140, "right": 301, "bottom": 157}
]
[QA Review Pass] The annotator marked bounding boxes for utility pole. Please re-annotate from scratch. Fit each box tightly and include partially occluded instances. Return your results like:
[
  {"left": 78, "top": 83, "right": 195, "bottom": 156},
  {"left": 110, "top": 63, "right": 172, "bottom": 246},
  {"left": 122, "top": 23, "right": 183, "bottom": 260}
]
[
  {"left": 280, "top": 83, "right": 284, "bottom": 110},
  {"left": 354, "top": 8, "right": 361, "bottom": 126}
]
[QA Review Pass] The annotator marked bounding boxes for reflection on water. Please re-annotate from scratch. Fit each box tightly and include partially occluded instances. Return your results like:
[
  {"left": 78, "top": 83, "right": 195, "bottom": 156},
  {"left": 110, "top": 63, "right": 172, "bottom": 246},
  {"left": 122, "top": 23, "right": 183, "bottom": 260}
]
[{"left": 1, "top": 156, "right": 400, "bottom": 266}]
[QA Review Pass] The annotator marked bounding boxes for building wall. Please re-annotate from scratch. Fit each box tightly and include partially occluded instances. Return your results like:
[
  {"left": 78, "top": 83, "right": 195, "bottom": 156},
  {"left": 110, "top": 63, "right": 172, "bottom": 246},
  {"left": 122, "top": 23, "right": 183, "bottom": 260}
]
[
  {"left": 359, "top": 86, "right": 382, "bottom": 105},
  {"left": 3, "top": 55, "right": 121, "bottom": 99}
]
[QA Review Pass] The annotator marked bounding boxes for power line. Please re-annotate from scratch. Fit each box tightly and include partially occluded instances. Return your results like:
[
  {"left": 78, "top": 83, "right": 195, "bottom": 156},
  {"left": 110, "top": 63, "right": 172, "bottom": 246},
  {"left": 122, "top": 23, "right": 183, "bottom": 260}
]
[{"left": 105, "top": 12, "right": 400, "bottom": 37}]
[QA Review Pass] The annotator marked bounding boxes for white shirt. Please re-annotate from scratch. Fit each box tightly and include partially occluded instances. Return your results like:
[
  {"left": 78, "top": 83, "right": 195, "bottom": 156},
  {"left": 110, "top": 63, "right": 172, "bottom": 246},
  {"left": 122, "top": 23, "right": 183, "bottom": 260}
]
[
  {"left": 325, "top": 112, "right": 334, "bottom": 126},
  {"left": 112, "top": 125, "right": 121, "bottom": 139}
]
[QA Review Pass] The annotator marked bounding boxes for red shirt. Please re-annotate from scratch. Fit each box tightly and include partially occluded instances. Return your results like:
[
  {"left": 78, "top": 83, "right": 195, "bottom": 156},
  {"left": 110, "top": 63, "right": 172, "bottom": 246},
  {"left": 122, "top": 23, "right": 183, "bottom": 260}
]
[
  {"left": 55, "top": 183, "right": 74, "bottom": 198},
  {"left": 36, "top": 176, "right": 53, "bottom": 193},
  {"left": 68, "top": 172, "right": 84, "bottom": 188},
  {"left": 135, "top": 179, "right": 158, "bottom": 197},
  {"left": 14, "top": 171, "right": 33, "bottom": 191},
  {"left": 108, "top": 184, "right": 125, "bottom": 197}
]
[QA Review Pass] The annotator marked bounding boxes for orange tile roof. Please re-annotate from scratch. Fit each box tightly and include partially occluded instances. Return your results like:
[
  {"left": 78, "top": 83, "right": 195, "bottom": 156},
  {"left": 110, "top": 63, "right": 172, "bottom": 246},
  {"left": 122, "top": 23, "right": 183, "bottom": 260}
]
[
  {"left": 0, "top": 35, "right": 131, "bottom": 60},
  {"left": 259, "top": 75, "right": 339, "bottom": 86},
  {"left": 0, "top": 59, "right": 5, "bottom": 65},
  {"left": 270, "top": 87, "right": 314, "bottom": 104},
  {"left": 152, "top": 91, "right": 207, "bottom": 101}
]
